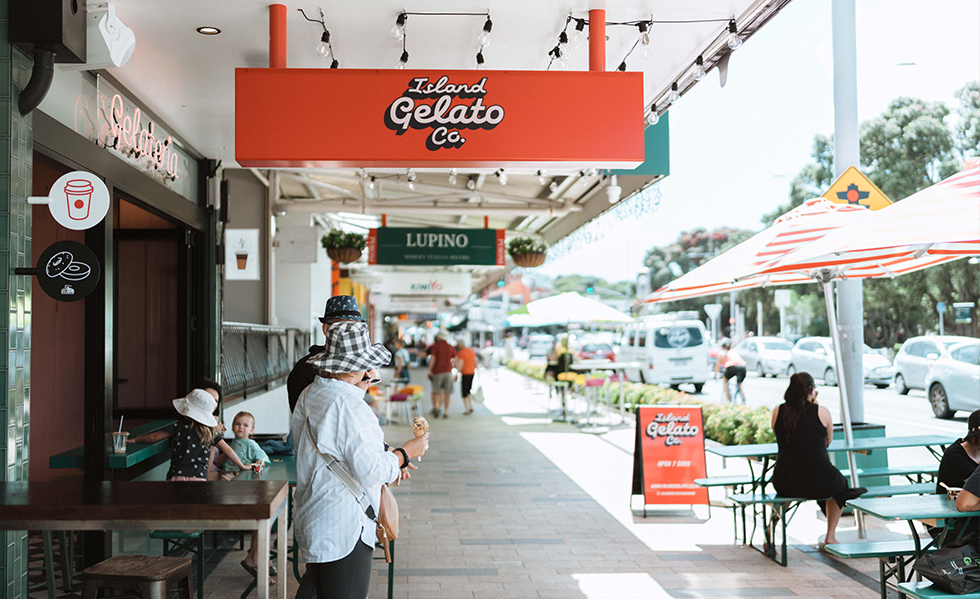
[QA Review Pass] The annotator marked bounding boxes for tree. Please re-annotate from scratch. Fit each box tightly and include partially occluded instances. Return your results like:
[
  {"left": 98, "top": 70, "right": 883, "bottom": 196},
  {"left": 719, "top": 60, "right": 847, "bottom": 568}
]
[{"left": 955, "top": 80, "right": 980, "bottom": 157}]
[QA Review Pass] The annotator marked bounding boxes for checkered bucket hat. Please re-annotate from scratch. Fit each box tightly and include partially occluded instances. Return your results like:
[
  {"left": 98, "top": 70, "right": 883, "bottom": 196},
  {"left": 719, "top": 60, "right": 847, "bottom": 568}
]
[{"left": 308, "top": 321, "right": 391, "bottom": 373}]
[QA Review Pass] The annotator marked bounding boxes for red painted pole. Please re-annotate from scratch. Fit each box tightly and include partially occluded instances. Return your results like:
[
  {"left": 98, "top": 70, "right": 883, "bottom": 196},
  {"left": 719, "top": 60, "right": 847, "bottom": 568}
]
[
  {"left": 589, "top": 9, "right": 605, "bottom": 72},
  {"left": 382, "top": 214, "right": 387, "bottom": 227},
  {"left": 269, "top": 4, "right": 287, "bottom": 68},
  {"left": 484, "top": 215, "right": 489, "bottom": 229}
]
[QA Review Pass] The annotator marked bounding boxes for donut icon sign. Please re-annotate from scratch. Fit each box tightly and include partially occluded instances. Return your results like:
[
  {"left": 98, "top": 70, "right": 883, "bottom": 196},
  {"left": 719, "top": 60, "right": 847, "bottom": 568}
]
[
  {"left": 35, "top": 241, "right": 101, "bottom": 302},
  {"left": 45, "top": 251, "right": 92, "bottom": 282}
]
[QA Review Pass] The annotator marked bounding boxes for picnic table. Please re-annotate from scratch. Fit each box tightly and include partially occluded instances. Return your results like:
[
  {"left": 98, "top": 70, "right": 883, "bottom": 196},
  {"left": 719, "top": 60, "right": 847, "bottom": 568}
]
[
  {"left": 701, "top": 435, "right": 956, "bottom": 567},
  {"left": 846, "top": 495, "right": 980, "bottom": 599},
  {"left": 0, "top": 481, "right": 288, "bottom": 599},
  {"left": 570, "top": 360, "right": 642, "bottom": 422}
]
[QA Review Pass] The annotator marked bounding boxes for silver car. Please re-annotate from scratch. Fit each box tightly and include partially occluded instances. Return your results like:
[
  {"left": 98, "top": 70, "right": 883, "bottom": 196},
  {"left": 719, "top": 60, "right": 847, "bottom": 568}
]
[
  {"left": 736, "top": 336, "right": 794, "bottom": 378},
  {"left": 787, "top": 336, "right": 896, "bottom": 388},
  {"left": 924, "top": 340, "right": 980, "bottom": 418},
  {"left": 893, "top": 335, "right": 974, "bottom": 395}
]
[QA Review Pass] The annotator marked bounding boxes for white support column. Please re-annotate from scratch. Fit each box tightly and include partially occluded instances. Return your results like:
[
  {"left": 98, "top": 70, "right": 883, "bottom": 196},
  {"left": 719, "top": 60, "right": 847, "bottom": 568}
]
[{"left": 832, "top": 0, "right": 865, "bottom": 424}]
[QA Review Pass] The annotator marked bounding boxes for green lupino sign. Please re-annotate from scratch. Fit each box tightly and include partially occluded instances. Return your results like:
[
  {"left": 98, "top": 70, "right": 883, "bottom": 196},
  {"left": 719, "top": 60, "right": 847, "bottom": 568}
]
[{"left": 368, "top": 227, "right": 506, "bottom": 266}]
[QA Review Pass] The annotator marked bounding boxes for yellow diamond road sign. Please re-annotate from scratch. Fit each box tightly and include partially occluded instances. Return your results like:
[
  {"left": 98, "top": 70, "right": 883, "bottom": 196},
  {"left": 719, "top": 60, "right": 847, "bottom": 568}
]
[{"left": 822, "top": 166, "right": 892, "bottom": 210}]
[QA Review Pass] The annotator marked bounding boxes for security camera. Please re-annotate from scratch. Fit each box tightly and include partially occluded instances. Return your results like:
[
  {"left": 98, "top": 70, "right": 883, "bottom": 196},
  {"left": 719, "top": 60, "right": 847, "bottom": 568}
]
[
  {"left": 61, "top": 3, "right": 135, "bottom": 71},
  {"left": 606, "top": 175, "right": 622, "bottom": 204}
]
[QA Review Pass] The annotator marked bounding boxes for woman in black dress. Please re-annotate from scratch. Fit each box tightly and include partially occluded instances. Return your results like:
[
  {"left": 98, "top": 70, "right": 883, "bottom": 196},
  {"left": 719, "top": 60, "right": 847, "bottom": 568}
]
[{"left": 771, "top": 372, "right": 866, "bottom": 546}]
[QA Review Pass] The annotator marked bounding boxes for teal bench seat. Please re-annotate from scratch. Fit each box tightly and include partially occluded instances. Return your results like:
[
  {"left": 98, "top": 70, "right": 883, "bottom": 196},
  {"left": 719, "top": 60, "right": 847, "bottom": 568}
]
[{"left": 898, "top": 581, "right": 980, "bottom": 599}]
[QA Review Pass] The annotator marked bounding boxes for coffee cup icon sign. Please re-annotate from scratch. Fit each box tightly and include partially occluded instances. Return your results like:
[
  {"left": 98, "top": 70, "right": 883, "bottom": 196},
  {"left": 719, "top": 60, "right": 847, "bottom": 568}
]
[
  {"left": 65, "top": 180, "right": 94, "bottom": 221},
  {"left": 236, "top": 251, "right": 248, "bottom": 270}
]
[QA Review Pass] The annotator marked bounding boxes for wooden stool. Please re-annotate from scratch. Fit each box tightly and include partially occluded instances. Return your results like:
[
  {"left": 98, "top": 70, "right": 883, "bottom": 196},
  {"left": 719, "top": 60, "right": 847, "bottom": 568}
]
[
  {"left": 82, "top": 555, "right": 192, "bottom": 599},
  {"left": 150, "top": 530, "right": 205, "bottom": 599}
]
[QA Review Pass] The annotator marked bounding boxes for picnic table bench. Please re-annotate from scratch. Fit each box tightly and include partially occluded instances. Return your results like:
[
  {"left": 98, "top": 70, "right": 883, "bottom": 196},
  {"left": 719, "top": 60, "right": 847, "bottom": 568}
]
[
  {"left": 897, "top": 582, "right": 980, "bottom": 599},
  {"left": 825, "top": 540, "right": 937, "bottom": 599}
]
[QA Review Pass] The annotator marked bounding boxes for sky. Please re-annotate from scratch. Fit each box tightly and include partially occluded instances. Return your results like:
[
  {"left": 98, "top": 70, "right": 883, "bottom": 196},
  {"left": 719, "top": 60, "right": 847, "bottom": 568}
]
[{"left": 536, "top": 0, "right": 980, "bottom": 285}]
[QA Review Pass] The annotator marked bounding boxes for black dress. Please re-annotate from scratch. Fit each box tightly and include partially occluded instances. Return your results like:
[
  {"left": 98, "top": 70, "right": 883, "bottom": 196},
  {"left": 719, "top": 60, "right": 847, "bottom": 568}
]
[
  {"left": 772, "top": 402, "right": 851, "bottom": 508},
  {"left": 935, "top": 440, "right": 979, "bottom": 493}
]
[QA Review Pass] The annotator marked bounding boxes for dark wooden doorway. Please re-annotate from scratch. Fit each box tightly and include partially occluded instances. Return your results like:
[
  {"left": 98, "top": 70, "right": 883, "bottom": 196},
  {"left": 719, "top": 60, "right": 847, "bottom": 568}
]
[{"left": 113, "top": 200, "right": 187, "bottom": 417}]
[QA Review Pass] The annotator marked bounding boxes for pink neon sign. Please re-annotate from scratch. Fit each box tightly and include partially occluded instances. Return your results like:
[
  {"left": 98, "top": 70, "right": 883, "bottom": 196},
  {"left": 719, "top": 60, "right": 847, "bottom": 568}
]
[{"left": 74, "top": 93, "right": 179, "bottom": 180}]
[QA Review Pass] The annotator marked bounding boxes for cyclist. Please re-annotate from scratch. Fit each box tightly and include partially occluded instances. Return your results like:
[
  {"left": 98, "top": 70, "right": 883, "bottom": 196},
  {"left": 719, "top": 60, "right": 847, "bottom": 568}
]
[{"left": 714, "top": 339, "right": 748, "bottom": 404}]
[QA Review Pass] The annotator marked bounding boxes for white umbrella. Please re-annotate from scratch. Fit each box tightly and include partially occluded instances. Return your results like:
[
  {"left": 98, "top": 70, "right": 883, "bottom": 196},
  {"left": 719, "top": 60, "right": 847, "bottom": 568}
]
[{"left": 524, "top": 292, "right": 632, "bottom": 324}]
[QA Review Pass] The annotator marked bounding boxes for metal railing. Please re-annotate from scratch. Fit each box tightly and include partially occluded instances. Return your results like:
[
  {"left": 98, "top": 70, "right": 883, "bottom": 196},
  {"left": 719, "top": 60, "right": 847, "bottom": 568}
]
[{"left": 221, "top": 322, "right": 311, "bottom": 397}]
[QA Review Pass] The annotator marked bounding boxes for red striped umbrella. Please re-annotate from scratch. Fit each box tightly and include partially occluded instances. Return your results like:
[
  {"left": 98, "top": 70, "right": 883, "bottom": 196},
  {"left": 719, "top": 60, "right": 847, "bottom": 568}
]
[
  {"left": 748, "top": 165, "right": 980, "bottom": 281},
  {"left": 636, "top": 197, "right": 872, "bottom": 305}
]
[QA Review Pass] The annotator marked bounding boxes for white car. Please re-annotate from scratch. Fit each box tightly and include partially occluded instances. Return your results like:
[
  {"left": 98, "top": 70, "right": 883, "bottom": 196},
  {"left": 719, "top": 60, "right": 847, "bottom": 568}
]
[
  {"left": 736, "top": 336, "right": 794, "bottom": 378},
  {"left": 893, "top": 335, "right": 975, "bottom": 395},
  {"left": 924, "top": 340, "right": 980, "bottom": 419},
  {"left": 527, "top": 334, "right": 555, "bottom": 358},
  {"left": 787, "top": 336, "right": 896, "bottom": 388}
]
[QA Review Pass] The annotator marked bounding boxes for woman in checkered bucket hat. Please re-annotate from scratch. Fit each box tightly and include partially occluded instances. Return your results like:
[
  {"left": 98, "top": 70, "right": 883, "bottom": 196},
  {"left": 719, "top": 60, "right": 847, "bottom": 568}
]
[{"left": 293, "top": 320, "right": 429, "bottom": 598}]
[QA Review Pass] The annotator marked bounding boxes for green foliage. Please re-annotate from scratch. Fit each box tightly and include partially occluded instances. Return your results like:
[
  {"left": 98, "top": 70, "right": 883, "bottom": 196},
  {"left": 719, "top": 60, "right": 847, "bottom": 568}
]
[
  {"left": 507, "top": 237, "right": 547, "bottom": 256},
  {"left": 553, "top": 275, "right": 633, "bottom": 300},
  {"left": 956, "top": 81, "right": 980, "bottom": 156},
  {"left": 506, "top": 361, "right": 775, "bottom": 446},
  {"left": 320, "top": 230, "right": 366, "bottom": 251}
]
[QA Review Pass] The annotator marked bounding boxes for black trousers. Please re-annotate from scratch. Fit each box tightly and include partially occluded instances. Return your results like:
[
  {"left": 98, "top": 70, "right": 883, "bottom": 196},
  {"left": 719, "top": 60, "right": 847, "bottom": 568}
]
[{"left": 307, "top": 541, "right": 374, "bottom": 599}]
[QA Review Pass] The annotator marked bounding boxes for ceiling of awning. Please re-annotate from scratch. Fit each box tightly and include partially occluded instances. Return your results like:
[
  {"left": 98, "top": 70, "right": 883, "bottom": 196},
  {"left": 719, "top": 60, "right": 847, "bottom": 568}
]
[{"left": 96, "top": 0, "right": 794, "bottom": 294}]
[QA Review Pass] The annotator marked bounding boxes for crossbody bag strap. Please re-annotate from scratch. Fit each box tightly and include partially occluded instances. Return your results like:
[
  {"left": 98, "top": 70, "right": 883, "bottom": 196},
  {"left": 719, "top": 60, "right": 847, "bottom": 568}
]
[{"left": 304, "top": 419, "right": 374, "bottom": 517}]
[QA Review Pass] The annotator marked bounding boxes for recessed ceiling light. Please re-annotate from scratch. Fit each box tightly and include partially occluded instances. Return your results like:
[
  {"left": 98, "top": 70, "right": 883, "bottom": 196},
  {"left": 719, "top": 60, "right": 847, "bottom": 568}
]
[{"left": 196, "top": 26, "right": 221, "bottom": 35}]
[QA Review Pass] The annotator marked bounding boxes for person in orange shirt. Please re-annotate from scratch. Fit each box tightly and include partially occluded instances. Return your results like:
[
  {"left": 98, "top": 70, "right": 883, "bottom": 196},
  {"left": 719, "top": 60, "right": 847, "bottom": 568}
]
[{"left": 454, "top": 337, "right": 479, "bottom": 415}]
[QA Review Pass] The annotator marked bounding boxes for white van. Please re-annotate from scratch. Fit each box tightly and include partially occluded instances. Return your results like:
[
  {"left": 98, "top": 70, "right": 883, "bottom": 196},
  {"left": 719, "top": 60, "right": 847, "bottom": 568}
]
[{"left": 618, "top": 313, "right": 710, "bottom": 393}]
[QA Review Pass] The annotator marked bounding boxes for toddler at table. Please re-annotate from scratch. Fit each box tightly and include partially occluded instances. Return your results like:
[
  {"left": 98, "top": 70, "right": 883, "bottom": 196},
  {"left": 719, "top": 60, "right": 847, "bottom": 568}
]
[{"left": 217, "top": 411, "right": 271, "bottom": 480}]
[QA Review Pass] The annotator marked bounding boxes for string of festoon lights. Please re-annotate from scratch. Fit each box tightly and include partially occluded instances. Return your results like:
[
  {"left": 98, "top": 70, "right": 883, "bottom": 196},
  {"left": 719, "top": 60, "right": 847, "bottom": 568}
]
[
  {"left": 391, "top": 11, "right": 493, "bottom": 70},
  {"left": 298, "top": 8, "right": 340, "bottom": 68},
  {"left": 548, "top": 15, "right": 745, "bottom": 126}
]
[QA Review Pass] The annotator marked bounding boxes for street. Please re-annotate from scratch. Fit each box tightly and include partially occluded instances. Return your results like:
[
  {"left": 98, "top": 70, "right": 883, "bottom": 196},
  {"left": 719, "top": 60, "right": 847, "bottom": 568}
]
[{"left": 697, "top": 372, "right": 972, "bottom": 437}]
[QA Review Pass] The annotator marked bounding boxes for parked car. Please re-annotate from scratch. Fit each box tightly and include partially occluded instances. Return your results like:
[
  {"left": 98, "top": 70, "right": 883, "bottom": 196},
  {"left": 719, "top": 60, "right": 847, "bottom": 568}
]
[
  {"left": 736, "top": 336, "right": 794, "bottom": 378},
  {"left": 893, "top": 335, "right": 975, "bottom": 395},
  {"left": 924, "top": 339, "right": 980, "bottom": 418},
  {"left": 787, "top": 337, "right": 895, "bottom": 388},
  {"left": 577, "top": 343, "right": 615, "bottom": 361},
  {"left": 527, "top": 334, "right": 555, "bottom": 358},
  {"left": 619, "top": 314, "right": 710, "bottom": 393}
]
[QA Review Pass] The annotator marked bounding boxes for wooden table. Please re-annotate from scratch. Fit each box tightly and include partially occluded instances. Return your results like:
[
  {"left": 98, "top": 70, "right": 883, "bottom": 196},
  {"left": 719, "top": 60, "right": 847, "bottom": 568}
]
[{"left": 0, "top": 481, "right": 288, "bottom": 599}]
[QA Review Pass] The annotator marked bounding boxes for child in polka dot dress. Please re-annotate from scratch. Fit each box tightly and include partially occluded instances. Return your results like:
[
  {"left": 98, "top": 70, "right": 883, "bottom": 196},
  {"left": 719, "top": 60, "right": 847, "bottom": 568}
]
[{"left": 129, "top": 388, "right": 252, "bottom": 481}]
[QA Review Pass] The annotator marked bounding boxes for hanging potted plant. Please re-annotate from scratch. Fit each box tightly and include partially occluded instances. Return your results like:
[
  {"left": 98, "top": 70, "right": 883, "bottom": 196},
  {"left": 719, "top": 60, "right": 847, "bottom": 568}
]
[
  {"left": 321, "top": 230, "right": 367, "bottom": 263},
  {"left": 508, "top": 237, "right": 548, "bottom": 268}
]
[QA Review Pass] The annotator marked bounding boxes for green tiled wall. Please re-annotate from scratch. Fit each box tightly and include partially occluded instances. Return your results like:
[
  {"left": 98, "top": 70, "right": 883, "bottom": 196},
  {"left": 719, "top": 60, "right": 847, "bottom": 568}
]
[{"left": 0, "top": 7, "right": 33, "bottom": 597}]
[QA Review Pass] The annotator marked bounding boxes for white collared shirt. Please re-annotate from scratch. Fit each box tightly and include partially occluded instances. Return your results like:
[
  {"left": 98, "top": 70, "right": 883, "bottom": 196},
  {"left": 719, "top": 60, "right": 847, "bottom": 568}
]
[{"left": 292, "top": 376, "right": 400, "bottom": 563}]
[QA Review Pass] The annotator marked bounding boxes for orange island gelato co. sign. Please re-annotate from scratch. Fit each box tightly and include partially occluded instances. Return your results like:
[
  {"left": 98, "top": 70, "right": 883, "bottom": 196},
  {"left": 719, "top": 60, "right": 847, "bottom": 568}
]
[
  {"left": 235, "top": 69, "right": 644, "bottom": 168},
  {"left": 631, "top": 405, "right": 708, "bottom": 511}
]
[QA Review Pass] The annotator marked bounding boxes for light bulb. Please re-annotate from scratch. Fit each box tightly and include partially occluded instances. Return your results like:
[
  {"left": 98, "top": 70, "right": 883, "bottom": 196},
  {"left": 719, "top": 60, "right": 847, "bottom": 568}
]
[
  {"left": 391, "top": 14, "right": 407, "bottom": 40},
  {"left": 558, "top": 31, "right": 569, "bottom": 57},
  {"left": 641, "top": 32, "right": 650, "bottom": 46},
  {"left": 647, "top": 110, "right": 659, "bottom": 126},
  {"left": 316, "top": 42, "right": 329, "bottom": 57},
  {"left": 669, "top": 82, "right": 679, "bottom": 104},
  {"left": 549, "top": 181, "right": 558, "bottom": 192},
  {"left": 479, "top": 16, "right": 493, "bottom": 47},
  {"left": 466, "top": 179, "right": 476, "bottom": 191},
  {"left": 693, "top": 55, "right": 706, "bottom": 81},
  {"left": 448, "top": 168, "right": 457, "bottom": 185},
  {"left": 408, "top": 181, "right": 415, "bottom": 191},
  {"left": 537, "top": 170, "right": 546, "bottom": 185},
  {"left": 497, "top": 170, "right": 508, "bottom": 186},
  {"left": 727, "top": 20, "right": 742, "bottom": 50},
  {"left": 570, "top": 19, "right": 585, "bottom": 47},
  {"left": 570, "top": 31, "right": 582, "bottom": 48},
  {"left": 397, "top": 50, "right": 409, "bottom": 69},
  {"left": 368, "top": 177, "right": 376, "bottom": 190},
  {"left": 407, "top": 169, "right": 416, "bottom": 182}
]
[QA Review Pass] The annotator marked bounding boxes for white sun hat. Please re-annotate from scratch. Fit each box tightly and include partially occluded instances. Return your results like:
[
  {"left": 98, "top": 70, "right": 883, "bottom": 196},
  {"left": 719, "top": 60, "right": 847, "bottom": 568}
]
[{"left": 172, "top": 389, "right": 218, "bottom": 427}]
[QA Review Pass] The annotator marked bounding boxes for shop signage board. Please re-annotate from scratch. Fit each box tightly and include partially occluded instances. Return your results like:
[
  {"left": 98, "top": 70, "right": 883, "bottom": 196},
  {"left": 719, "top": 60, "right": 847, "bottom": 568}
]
[
  {"left": 225, "top": 229, "right": 260, "bottom": 280},
  {"left": 380, "top": 272, "right": 472, "bottom": 296},
  {"left": 236, "top": 69, "right": 644, "bottom": 168},
  {"left": 369, "top": 228, "right": 505, "bottom": 266},
  {"left": 29, "top": 171, "right": 111, "bottom": 231},
  {"left": 953, "top": 302, "right": 975, "bottom": 324},
  {"left": 823, "top": 166, "right": 892, "bottom": 210},
  {"left": 631, "top": 405, "right": 708, "bottom": 509},
  {"left": 34, "top": 241, "right": 101, "bottom": 302}
]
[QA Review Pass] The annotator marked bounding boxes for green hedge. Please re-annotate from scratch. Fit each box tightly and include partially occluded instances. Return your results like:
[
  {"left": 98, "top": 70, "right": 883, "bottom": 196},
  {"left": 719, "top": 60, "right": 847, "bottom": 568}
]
[{"left": 506, "top": 359, "right": 775, "bottom": 446}]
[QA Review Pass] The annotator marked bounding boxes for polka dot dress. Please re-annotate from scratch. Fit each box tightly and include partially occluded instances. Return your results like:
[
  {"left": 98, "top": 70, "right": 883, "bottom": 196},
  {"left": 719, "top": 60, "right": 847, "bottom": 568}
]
[{"left": 165, "top": 419, "right": 217, "bottom": 480}]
